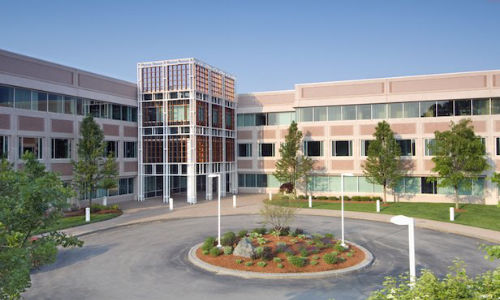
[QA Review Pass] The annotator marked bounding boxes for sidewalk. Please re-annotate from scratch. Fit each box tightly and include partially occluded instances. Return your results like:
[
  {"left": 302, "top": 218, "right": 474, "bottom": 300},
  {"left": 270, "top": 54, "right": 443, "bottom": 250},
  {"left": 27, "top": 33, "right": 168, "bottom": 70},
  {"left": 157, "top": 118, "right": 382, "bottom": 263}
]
[{"left": 62, "top": 194, "right": 500, "bottom": 243}]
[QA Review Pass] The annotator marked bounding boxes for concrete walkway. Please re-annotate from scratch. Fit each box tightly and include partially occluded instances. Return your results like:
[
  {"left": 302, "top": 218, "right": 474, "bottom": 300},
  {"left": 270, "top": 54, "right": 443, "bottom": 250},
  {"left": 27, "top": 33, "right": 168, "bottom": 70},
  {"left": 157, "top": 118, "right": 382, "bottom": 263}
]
[{"left": 63, "top": 194, "right": 500, "bottom": 243}]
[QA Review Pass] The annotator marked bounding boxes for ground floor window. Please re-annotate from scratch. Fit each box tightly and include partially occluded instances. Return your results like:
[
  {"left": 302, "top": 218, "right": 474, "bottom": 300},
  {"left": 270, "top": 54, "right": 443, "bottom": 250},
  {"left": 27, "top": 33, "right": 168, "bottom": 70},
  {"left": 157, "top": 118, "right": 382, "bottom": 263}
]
[
  {"left": 51, "top": 138, "right": 71, "bottom": 159},
  {"left": 238, "top": 173, "right": 280, "bottom": 188},
  {"left": 19, "top": 137, "right": 42, "bottom": 159},
  {"left": 119, "top": 178, "right": 134, "bottom": 195},
  {"left": 0, "top": 136, "right": 7, "bottom": 158}
]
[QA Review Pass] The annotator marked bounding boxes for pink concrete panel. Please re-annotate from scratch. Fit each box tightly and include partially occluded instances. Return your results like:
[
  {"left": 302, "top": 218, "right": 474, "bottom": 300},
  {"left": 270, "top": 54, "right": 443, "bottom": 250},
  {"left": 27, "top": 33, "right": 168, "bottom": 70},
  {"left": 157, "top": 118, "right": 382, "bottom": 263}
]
[
  {"left": 0, "top": 52, "right": 73, "bottom": 85},
  {"left": 471, "top": 121, "right": 486, "bottom": 132},
  {"left": 330, "top": 125, "right": 353, "bottom": 136},
  {"left": 391, "top": 123, "right": 416, "bottom": 135},
  {"left": 237, "top": 160, "right": 253, "bottom": 169},
  {"left": 494, "top": 74, "right": 500, "bottom": 87},
  {"left": 237, "top": 130, "right": 252, "bottom": 139},
  {"left": 51, "top": 119, "right": 73, "bottom": 133},
  {"left": 0, "top": 114, "right": 10, "bottom": 129},
  {"left": 257, "top": 130, "right": 276, "bottom": 139},
  {"left": 51, "top": 163, "right": 73, "bottom": 176},
  {"left": 300, "top": 126, "right": 324, "bottom": 137},
  {"left": 496, "top": 160, "right": 500, "bottom": 172},
  {"left": 301, "top": 82, "right": 384, "bottom": 99},
  {"left": 312, "top": 160, "right": 325, "bottom": 170},
  {"left": 123, "top": 126, "right": 137, "bottom": 137},
  {"left": 390, "top": 75, "right": 486, "bottom": 93},
  {"left": 424, "top": 122, "right": 450, "bottom": 134},
  {"left": 495, "top": 121, "right": 500, "bottom": 132},
  {"left": 280, "top": 129, "right": 288, "bottom": 137},
  {"left": 103, "top": 124, "right": 119, "bottom": 136},
  {"left": 424, "top": 160, "right": 435, "bottom": 171},
  {"left": 18, "top": 116, "right": 44, "bottom": 131},
  {"left": 359, "top": 125, "right": 376, "bottom": 136},
  {"left": 78, "top": 73, "right": 136, "bottom": 99},
  {"left": 331, "top": 160, "right": 354, "bottom": 170},
  {"left": 237, "top": 92, "right": 295, "bottom": 108},
  {"left": 124, "top": 161, "right": 138, "bottom": 172},
  {"left": 257, "top": 160, "right": 277, "bottom": 169}
]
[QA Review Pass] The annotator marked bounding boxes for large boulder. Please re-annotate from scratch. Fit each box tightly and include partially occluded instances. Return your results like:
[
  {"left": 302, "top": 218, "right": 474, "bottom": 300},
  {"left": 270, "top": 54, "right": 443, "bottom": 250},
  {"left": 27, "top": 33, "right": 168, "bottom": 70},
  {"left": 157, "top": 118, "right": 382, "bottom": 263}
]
[{"left": 233, "top": 237, "right": 255, "bottom": 258}]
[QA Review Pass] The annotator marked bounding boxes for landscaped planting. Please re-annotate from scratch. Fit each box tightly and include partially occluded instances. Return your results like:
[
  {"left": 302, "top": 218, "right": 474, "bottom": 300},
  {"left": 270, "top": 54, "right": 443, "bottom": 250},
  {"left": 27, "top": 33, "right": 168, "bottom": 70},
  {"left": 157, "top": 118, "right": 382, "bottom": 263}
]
[{"left": 196, "top": 228, "right": 365, "bottom": 273}]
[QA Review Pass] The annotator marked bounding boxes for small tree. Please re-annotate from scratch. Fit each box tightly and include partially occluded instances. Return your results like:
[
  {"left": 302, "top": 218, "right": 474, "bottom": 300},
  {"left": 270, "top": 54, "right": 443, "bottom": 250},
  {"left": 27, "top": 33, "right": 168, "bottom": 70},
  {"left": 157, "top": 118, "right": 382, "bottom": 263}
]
[
  {"left": 429, "top": 119, "right": 488, "bottom": 210},
  {"left": 274, "top": 121, "right": 313, "bottom": 198},
  {"left": 363, "top": 121, "right": 405, "bottom": 203},
  {"left": 72, "top": 116, "right": 118, "bottom": 209},
  {"left": 260, "top": 201, "right": 296, "bottom": 237}
]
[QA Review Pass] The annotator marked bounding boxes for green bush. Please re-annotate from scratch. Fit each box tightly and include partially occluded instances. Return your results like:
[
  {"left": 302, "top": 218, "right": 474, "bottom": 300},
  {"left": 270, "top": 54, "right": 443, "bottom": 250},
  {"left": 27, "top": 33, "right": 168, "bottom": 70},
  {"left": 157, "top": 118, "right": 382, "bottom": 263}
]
[
  {"left": 275, "top": 242, "right": 287, "bottom": 253},
  {"left": 328, "top": 196, "right": 339, "bottom": 200},
  {"left": 257, "top": 237, "right": 267, "bottom": 245},
  {"left": 245, "top": 261, "right": 253, "bottom": 266},
  {"left": 281, "top": 195, "right": 289, "bottom": 200},
  {"left": 285, "top": 249, "right": 295, "bottom": 257},
  {"left": 277, "top": 263, "right": 284, "bottom": 268},
  {"left": 352, "top": 196, "right": 361, "bottom": 201},
  {"left": 323, "top": 252, "right": 339, "bottom": 264},
  {"left": 324, "top": 233, "right": 334, "bottom": 239},
  {"left": 90, "top": 203, "right": 107, "bottom": 213},
  {"left": 317, "top": 196, "right": 328, "bottom": 200},
  {"left": 287, "top": 255, "right": 307, "bottom": 267},
  {"left": 310, "top": 260, "right": 319, "bottom": 266},
  {"left": 202, "top": 249, "right": 209, "bottom": 255},
  {"left": 298, "top": 195, "right": 306, "bottom": 200},
  {"left": 223, "top": 246, "right": 233, "bottom": 255},
  {"left": 220, "top": 231, "right": 237, "bottom": 246},
  {"left": 312, "top": 255, "right": 320, "bottom": 260},
  {"left": 273, "top": 257, "right": 282, "bottom": 263},
  {"left": 257, "top": 261, "right": 267, "bottom": 267},
  {"left": 30, "top": 239, "right": 58, "bottom": 268},
  {"left": 343, "top": 196, "right": 351, "bottom": 201},
  {"left": 372, "top": 196, "right": 382, "bottom": 202},
  {"left": 300, "top": 248, "right": 309, "bottom": 257},
  {"left": 235, "top": 259, "right": 243, "bottom": 264},
  {"left": 237, "top": 230, "right": 248, "bottom": 238},
  {"left": 201, "top": 237, "right": 216, "bottom": 251},
  {"left": 334, "top": 241, "right": 346, "bottom": 252},
  {"left": 252, "top": 227, "right": 267, "bottom": 235},
  {"left": 347, "top": 250, "right": 354, "bottom": 257},
  {"left": 209, "top": 247, "right": 221, "bottom": 257}
]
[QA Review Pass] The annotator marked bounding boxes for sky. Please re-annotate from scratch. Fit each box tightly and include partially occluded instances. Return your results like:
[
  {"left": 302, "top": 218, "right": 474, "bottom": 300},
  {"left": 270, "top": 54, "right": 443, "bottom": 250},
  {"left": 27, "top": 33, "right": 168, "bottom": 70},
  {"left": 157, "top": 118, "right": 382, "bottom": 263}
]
[{"left": 1, "top": 0, "right": 499, "bottom": 93}]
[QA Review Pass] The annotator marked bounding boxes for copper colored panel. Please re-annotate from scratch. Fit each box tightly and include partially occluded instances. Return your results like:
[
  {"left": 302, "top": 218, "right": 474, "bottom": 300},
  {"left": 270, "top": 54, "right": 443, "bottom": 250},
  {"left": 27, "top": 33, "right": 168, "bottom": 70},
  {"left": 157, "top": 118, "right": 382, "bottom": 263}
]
[
  {"left": 257, "top": 130, "right": 276, "bottom": 139},
  {"left": 471, "top": 121, "right": 486, "bottom": 132},
  {"left": 257, "top": 160, "right": 277, "bottom": 169},
  {"left": 331, "top": 160, "right": 354, "bottom": 170},
  {"left": 330, "top": 125, "right": 353, "bottom": 136},
  {"left": 103, "top": 124, "right": 119, "bottom": 136},
  {"left": 424, "top": 159, "right": 435, "bottom": 171},
  {"left": 237, "top": 130, "right": 252, "bottom": 139},
  {"left": 123, "top": 126, "right": 138, "bottom": 137},
  {"left": 424, "top": 122, "right": 450, "bottom": 134},
  {"left": 359, "top": 125, "right": 376, "bottom": 136},
  {"left": 78, "top": 73, "right": 136, "bottom": 99},
  {"left": 312, "top": 160, "right": 325, "bottom": 170},
  {"left": 391, "top": 123, "right": 416, "bottom": 135},
  {"left": 300, "top": 126, "right": 324, "bottom": 137},
  {"left": 301, "top": 82, "right": 384, "bottom": 99},
  {"left": 237, "top": 160, "right": 253, "bottom": 169},
  {"left": 124, "top": 161, "right": 138, "bottom": 172},
  {"left": 494, "top": 74, "right": 500, "bottom": 87},
  {"left": 18, "top": 116, "right": 44, "bottom": 131},
  {"left": 51, "top": 119, "right": 73, "bottom": 133},
  {"left": 0, "top": 114, "right": 10, "bottom": 129},
  {"left": 51, "top": 163, "right": 73, "bottom": 176},
  {"left": 390, "top": 75, "right": 486, "bottom": 93}
]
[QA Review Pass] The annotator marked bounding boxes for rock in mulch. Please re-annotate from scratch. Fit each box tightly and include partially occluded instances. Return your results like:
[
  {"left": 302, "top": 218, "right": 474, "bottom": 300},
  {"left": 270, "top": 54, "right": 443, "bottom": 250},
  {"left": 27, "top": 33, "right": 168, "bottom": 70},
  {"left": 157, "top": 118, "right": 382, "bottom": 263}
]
[{"left": 233, "top": 237, "right": 255, "bottom": 258}]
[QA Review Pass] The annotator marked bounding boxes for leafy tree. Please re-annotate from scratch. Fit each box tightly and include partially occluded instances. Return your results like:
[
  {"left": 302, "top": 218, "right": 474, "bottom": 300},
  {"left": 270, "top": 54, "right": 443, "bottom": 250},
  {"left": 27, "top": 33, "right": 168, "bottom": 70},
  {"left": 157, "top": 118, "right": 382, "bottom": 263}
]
[
  {"left": 0, "top": 154, "right": 83, "bottom": 299},
  {"left": 260, "top": 201, "right": 296, "bottom": 237},
  {"left": 429, "top": 119, "right": 488, "bottom": 209},
  {"left": 363, "top": 121, "right": 405, "bottom": 203},
  {"left": 72, "top": 115, "right": 118, "bottom": 208},
  {"left": 273, "top": 121, "right": 313, "bottom": 198}
]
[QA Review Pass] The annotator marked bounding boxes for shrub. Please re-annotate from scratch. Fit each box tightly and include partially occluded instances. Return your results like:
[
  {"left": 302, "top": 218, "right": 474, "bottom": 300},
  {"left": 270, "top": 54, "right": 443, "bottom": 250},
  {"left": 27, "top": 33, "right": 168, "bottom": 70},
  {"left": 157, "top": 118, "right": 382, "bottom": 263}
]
[
  {"left": 351, "top": 196, "right": 361, "bottom": 201},
  {"left": 220, "top": 231, "right": 237, "bottom": 246},
  {"left": 209, "top": 247, "right": 221, "bottom": 257},
  {"left": 285, "top": 249, "right": 295, "bottom": 257},
  {"left": 297, "top": 234, "right": 306, "bottom": 240},
  {"left": 312, "top": 255, "right": 320, "bottom": 260},
  {"left": 201, "top": 237, "right": 216, "bottom": 251},
  {"left": 347, "top": 250, "right": 354, "bottom": 257},
  {"left": 343, "top": 196, "right": 351, "bottom": 201},
  {"left": 202, "top": 250, "right": 209, "bottom": 255},
  {"left": 257, "top": 261, "right": 267, "bottom": 267},
  {"left": 253, "top": 246, "right": 264, "bottom": 259},
  {"left": 275, "top": 242, "right": 287, "bottom": 253},
  {"left": 334, "top": 241, "right": 347, "bottom": 252},
  {"left": 324, "top": 233, "right": 334, "bottom": 239},
  {"left": 328, "top": 196, "right": 339, "bottom": 200},
  {"left": 273, "top": 257, "right": 282, "bottom": 263},
  {"left": 317, "top": 196, "right": 328, "bottom": 200},
  {"left": 260, "top": 201, "right": 296, "bottom": 236},
  {"left": 278, "top": 226, "right": 290, "bottom": 236},
  {"left": 310, "top": 260, "right": 319, "bottom": 266},
  {"left": 237, "top": 230, "right": 248, "bottom": 238},
  {"left": 372, "top": 196, "right": 382, "bottom": 202},
  {"left": 261, "top": 247, "right": 274, "bottom": 261},
  {"left": 279, "top": 182, "right": 294, "bottom": 193},
  {"left": 287, "top": 255, "right": 307, "bottom": 267},
  {"left": 315, "top": 241, "right": 326, "bottom": 249},
  {"left": 294, "top": 228, "right": 304, "bottom": 235},
  {"left": 223, "top": 246, "right": 233, "bottom": 255},
  {"left": 306, "top": 240, "right": 314, "bottom": 246},
  {"left": 300, "top": 248, "right": 309, "bottom": 257},
  {"left": 245, "top": 261, "right": 253, "bottom": 266},
  {"left": 323, "top": 252, "right": 339, "bottom": 264},
  {"left": 280, "top": 195, "right": 289, "bottom": 200},
  {"left": 252, "top": 227, "right": 267, "bottom": 235},
  {"left": 235, "top": 259, "right": 243, "bottom": 264},
  {"left": 90, "top": 203, "right": 107, "bottom": 213},
  {"left": 277, "top": 263, "right": 284, "bottom": 268},
  {"left": 257, "top": 237, "right": 267, "bottom": 245},
  {"left": 298, "top": 195, "right": 306, "bottom": 200},
  {"left": 310, "top": 247, "right": 320, "bottom": 254}
]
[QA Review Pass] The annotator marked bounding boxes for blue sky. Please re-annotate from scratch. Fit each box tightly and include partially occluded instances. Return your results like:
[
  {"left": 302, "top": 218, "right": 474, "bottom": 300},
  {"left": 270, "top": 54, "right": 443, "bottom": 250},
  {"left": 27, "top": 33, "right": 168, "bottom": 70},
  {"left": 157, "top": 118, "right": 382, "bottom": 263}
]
[{"left": 1, "top": 0, "right": 499, "bottom": 93}]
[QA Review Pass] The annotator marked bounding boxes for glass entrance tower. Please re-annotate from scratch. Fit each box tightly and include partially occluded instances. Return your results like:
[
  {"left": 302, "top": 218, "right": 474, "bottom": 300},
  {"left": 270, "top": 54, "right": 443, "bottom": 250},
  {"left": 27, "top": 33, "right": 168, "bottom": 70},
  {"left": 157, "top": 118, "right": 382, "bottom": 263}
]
[{"left": 137, "top": 58, "right": 237, "bottom": 203}]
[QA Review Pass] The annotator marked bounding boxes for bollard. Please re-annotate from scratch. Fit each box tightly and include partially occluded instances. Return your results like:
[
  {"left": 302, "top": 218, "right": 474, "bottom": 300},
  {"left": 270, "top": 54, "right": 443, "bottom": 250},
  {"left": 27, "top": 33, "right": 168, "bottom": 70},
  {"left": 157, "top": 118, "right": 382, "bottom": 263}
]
[
  {"left": 169, "top": 198, "right": 173, "bottom": 211},
  {"left": 85, "top": 207, "right": 90, "bottom": 222},
  {"left": 268, "top": 192, "right": 272, "bottom": 201},
  {"left": 103, "top": 196, "right": 107, "bottom": 206},
  {"left": 449, "top": 207, "right": 454, "bottom": 221},
  {"left": 376, "top": 200, "right": 380, "bottom": 213},
  {"left": 233, "top": 195, "right": 237, "bottom": 208},
  {"left": 308, "top": 195, "right": 312, "bottom": 208}
]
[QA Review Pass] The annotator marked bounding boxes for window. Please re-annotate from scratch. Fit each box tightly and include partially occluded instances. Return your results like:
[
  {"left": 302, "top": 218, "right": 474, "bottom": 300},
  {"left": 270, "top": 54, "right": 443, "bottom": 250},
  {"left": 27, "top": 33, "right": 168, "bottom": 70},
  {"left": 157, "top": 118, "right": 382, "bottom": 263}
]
[
  {"left": 0, "top": 136, "right": 7, "bottom": 158},
  {"left": 64, "top": 96, "right": 76, "bottom": 114},
  {"left": 497, "top": 138, "right": 500, "bottom": 156},
  {"left": 404, "top": 102, "right": 419, "bottom": 118},
  {"left": 19, "top": 137, "right": 42, "bottom": 159},
  {"left": 420, "top": 101, "right": 436, "bottom": 117},
  {"left": 313, "top": 107, "right": 327, "bottom": 121},
  {"left": 31, "top": 91, "right": 47, "bottom": 111},
  {"left": 268, "top": 112, "right": 295, "bottom": 125},
  {"left": 328, "top": 106, "right": 341, "bottom": 121},
  {"left": 397, "top": 139, "right": 415, "bottom": 156},
  {"left": 473, "top": 98, "right": 490, "bottom": 115},
  {"left": 436, "top": 100, "right": 453, "bottom": 116},
  {"left": 112, "top": 104, "right": 122, "bottom": 120},
  {"left": 372, "top": 104, "right": 387, "bottom": 119},
  {"left": 124, "top": 141, "right": 137, "bottom": 158},
  {"left": 424, "top": 139, "right": 435, "bottom": 156},
  {"left": 455, "top": 99, "right": 471, "bottom": 116},
  {"left": 492, "top": 98, "right": 500, "bottom": 115},
  {"left": 332, "top": 140, "right": 352, "bottom": 156},
  {"left": 389, "top": 103, "right": 403, "bottom": 118},
  {"left": 122, "top": 106, "right": 131, "bottom": 121},
  {"left": 298, "top": 107, "right": 313, "bottom": 122},
  {"left": 304, "top": 141, "right": 322, "bottom": 156},
  {"left": 259, "top": 143, "right": 275, "bottom": 157},
  {"left": 0, "top": 85, "right": 14, "bottom": 107},
  {"left": 48, "top": 93, "right": 64, "bottom": 113},
  {"left": 361, "top": 140, "right": 372, "bottom": 156},
  {"left": 238, "top": 143, "right": 252, "bottom": 157},
  {"left": 357, "top": 104, "right": 371, "bottom": 120},
  {"left": 255, "top": 113, "right": 267, "bottom": 126},
  {"left": 51, "top": 139, "right": 71, "bottom": 159},
  {"left": 342, "top": 105, "right": 356, "bottom": 120},
  {"left": 119, "top": 178, "right": 134, "bottom": 195},
  {"left": 14, "top": 88, "right": 31, "bottom": 109},
  {"left": 106, "top": 141, "right": 118, "bottom": 157},
  {"left": 421, "top": 177, "right": 437, "bottom": 194}
]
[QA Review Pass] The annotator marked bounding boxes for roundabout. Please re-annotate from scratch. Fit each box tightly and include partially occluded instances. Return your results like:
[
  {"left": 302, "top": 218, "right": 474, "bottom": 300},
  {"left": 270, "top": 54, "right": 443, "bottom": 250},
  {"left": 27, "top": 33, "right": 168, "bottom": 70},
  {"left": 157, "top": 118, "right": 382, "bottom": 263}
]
[{"left": 24, "top": 215, "right": 498, "bottom": 300}]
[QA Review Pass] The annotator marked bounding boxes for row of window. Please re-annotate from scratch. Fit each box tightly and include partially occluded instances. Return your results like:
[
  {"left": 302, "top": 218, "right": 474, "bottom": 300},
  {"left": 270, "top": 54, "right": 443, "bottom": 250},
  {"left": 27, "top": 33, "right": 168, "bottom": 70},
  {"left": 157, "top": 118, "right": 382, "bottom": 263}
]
[
  {"left": 80, "top": 177, "right": 134, "bottom": 199},
  {"left": 1, "top": 136, "right": 137, "bottom": 159},
  {"left": 238, "top": 173, "right": 280, "bottom": 188},
  {"left": 237, "top": 98, "right": 500, "bottom": 127},
  {"left": 0, "top": 84, "right": 138, "bottom": 122}
]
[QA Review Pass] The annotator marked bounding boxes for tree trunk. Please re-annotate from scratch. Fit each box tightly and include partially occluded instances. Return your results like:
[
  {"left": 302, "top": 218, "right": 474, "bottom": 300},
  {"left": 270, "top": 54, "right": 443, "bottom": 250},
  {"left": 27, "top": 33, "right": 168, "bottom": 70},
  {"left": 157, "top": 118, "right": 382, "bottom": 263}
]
[
  {"left": 383, "top": 184, "right": 387, "bottom": 203},
  {"left": 454, "top": 185, "right": 459, "bottom": 210}
]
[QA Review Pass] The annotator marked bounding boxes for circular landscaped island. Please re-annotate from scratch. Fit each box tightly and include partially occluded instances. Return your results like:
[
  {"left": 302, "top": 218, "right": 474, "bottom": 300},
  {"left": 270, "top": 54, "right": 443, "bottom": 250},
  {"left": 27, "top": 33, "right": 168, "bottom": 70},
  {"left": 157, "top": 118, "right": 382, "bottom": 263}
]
[{"left": 188, "top": 228, "right": 373, "bottom": 279}]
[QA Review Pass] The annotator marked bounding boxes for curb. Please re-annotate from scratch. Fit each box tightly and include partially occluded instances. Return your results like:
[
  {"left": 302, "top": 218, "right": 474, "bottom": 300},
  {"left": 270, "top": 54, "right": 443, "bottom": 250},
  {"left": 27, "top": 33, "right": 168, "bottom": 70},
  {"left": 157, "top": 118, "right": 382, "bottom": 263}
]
[{"left": 187, "top": 241, "right": 374, "bottom": 279}]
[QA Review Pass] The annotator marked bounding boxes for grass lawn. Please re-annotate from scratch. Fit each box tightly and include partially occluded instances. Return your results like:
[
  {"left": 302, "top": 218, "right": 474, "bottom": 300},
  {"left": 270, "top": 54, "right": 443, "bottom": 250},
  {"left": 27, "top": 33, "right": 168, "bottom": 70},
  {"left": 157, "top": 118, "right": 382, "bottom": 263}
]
[
  {"left": 271, "top": 200, "right": 500, "bottom": 232},
  {"left": 36, "top": 212, "right": 122, "bottom": 234}
]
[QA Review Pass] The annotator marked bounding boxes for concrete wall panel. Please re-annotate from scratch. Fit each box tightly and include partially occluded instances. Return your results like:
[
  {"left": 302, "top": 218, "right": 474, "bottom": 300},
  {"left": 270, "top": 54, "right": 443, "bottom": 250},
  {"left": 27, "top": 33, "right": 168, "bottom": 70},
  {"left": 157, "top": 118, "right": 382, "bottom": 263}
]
[
  {"left": 18, "top": 116, "right": 44, "bottom": 131},
  {"left": 0, "top": 114, "right": 10, "bottom": 129},
  {"left": 51, "top": 119, "right": 73, "bottom": 133},
  {"left": 390, "top": 75, "right": 486, "bottom": 93}
]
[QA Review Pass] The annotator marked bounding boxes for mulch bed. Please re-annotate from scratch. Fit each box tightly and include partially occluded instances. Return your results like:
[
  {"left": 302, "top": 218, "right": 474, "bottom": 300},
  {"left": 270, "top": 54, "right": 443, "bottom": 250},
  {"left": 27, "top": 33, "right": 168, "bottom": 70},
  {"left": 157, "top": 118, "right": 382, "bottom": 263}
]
[
  {"left": 196, "top": 234, "right": 365, "bottom": 273},
  {"left": 63, "top": 209, "right": 122, "bottom": 217}
]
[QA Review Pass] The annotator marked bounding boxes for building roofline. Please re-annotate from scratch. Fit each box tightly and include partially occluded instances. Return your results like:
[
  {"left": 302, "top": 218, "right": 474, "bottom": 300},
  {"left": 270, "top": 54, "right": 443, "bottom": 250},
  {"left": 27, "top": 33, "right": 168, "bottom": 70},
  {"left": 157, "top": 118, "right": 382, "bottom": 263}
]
[{"left": 137, "top": 57, "right": 235, "bottom": 79}]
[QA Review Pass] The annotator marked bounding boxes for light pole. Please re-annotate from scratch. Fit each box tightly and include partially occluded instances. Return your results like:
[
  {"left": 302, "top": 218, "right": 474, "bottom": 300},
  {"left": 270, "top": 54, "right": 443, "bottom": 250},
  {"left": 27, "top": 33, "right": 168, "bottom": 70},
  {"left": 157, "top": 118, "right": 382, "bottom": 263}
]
[
  {"left": 390, "top": 215, "right": 416, "bottom": 286},
  {"left": 340, "top": 173, "right": 354, "bottom": 248},
  {"left": 208, "top": 173, "right": 222, "bottom": 248}
]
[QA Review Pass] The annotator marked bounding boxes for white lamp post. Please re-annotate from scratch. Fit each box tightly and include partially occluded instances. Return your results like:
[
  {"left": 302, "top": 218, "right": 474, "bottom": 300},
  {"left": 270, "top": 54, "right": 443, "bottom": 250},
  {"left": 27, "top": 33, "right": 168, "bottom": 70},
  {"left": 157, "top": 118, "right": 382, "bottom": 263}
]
[
  {"left": 390, "top": 215, "right": 416, "bottom": 286},
  {"left": 340, "top": 173, "right": 354, "bottom": 248},
  {"left": 208, "top": 173, "right": 222, "bottom": 248}
]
